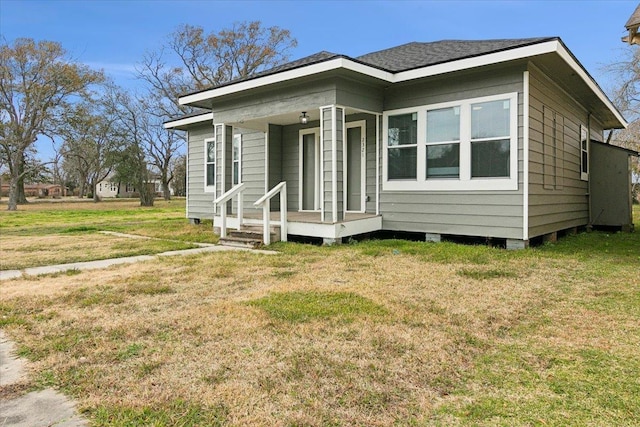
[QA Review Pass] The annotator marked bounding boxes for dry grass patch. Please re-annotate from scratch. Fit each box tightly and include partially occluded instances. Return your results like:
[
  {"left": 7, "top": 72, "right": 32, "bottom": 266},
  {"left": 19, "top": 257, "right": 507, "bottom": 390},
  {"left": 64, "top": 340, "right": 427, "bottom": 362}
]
[
  {"left": 0, "top": 233, "right": 197, "bottom": 270},
  {"left": 1, "top": 208, "right": 638, "bottom": 425},
  {"left": 0, "top": 243, "right": 616, "bottom": 426}
]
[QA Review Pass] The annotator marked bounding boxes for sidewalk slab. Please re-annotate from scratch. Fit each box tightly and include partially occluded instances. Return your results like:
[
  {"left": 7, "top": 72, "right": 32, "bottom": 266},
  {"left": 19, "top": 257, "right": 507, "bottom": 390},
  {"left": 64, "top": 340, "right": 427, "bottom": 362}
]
[
  {"left": 0, "top": 389, "right": 88, "bottom": 427},
  {"left": 1, "top": 245, "right": 278, "bottom": 280},
  {"left": 0, "top": 331, "right": 88, "bottom": 426}
]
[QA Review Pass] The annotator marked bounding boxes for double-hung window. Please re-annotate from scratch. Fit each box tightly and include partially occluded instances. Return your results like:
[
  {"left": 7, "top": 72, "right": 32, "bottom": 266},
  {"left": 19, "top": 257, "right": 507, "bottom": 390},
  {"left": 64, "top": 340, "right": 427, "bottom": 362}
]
[
  {"left": 470, "top": 98, "right": 512, "bottom": 178},
  {"left": 204, "top": 137, "right": 216, "bottom": 192},
  {"left": 387, "top": 113, "right": 418, "bottom": 179},
  {"left": 232, "top": 134, "right": 242, "bottom": 185},
  {"left": 383, "top": 92, "right": 518, "bottom": 191},
  {"left": 426, "top": 107, "right": 460, "bottom": 178}
]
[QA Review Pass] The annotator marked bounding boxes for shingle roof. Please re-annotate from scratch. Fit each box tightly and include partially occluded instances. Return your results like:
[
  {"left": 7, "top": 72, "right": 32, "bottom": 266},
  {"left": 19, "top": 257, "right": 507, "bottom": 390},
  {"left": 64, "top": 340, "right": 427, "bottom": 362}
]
[
  {"left": 355, "top": 38, "right": 554, "bottom": 72},
  {"left": 183, "top": 38, "right": 557, "bottom": 97}
]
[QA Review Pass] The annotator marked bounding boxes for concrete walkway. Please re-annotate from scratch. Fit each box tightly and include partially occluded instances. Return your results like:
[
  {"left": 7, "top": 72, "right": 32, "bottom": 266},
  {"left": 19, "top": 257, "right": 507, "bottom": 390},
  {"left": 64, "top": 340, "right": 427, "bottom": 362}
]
[
  {"left": 0, "top": 331, "right": 88, "bottom": 426},
  {"left": 1, "top": 237, "right": 277, "bottom": 281}
]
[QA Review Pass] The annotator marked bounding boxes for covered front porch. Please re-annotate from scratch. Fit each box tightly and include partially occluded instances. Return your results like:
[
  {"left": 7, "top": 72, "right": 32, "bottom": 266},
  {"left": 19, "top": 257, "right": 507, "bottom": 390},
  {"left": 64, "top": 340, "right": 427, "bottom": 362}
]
[
  {"left": 214, "top": 208, "right": 382, "bottom": 245},
  {"left": 207, "top": 81, "right": 385, "bottom": 244}
]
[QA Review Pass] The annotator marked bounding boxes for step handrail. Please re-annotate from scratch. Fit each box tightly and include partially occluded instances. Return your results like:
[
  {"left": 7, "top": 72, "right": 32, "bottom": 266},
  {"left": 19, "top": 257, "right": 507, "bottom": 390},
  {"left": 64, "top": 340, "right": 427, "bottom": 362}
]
[
  {"left": 253, "top": 181, "right": 287, "bottom": 245},
  {"left": 213, "top": 183, "right": 246, "bottom": 239}
]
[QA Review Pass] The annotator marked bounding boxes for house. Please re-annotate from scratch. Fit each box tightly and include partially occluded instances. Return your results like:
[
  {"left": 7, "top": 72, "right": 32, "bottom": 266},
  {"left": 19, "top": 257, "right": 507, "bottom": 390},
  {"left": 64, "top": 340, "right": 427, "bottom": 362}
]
[
  {"left": 165, "top": 37, "right": 635, "bottom": 249},
  {"left": 1, "top": 183, "right": 65, "bottom": 198},
  {"left": 622, "top": 4, "right": 640, "bottom": 45},
  {"left": 96, "top": 173, "right": 174, "bottom": 198}
]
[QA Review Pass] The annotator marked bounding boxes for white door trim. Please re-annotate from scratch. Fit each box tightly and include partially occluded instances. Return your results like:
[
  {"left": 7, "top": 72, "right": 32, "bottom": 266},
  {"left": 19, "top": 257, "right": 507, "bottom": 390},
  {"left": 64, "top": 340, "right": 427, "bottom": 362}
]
[
  {"left": 298, "top": 127, "right": 321, "bottom": 212},
  {"left": 345, "top": 120, "right": 367, "bottom": 213}
]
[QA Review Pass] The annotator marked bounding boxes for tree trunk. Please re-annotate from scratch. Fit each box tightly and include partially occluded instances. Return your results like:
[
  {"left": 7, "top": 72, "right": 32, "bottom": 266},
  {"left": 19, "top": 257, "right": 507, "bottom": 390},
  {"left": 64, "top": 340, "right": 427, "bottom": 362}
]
[
  {"left": 140, "top": 185, "right": 155, "bottom": 207},
  {"left": 7, "top": 174, "right": 19, "bottom": 211},
  {"left": 16, "top": 161, "right": 28, "bottom": 204},
  {"left": 162, "top": 179, "right": 171, "bottom": 201},
  {"left": 93, "top": 182, "right": 101, "bottom": 202}
]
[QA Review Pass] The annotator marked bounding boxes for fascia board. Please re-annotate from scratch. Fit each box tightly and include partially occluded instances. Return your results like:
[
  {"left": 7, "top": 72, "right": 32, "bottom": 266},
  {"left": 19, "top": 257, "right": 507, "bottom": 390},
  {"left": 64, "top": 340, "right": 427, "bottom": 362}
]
[
  {"left": 554, "top": 42, "right": 628, "bottom": 128},
  {"left": 164, "top": 112, "right": 213, "bottom": 129},
  {"left": 179, "top": 59, "right": 395, "bottom": 106}
]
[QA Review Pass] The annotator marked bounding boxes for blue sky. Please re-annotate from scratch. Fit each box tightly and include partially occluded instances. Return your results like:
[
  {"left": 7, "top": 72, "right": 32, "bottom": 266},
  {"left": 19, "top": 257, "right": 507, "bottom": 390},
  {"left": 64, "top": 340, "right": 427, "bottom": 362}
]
[{"left": 1, "top": 0, "right": 637, "bottom": 158}]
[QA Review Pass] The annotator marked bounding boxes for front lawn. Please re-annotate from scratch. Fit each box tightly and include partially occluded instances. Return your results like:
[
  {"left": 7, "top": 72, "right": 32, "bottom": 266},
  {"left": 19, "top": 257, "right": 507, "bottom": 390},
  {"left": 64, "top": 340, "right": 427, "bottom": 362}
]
[
  {"left": 0, "top": 198, "right": 216, "bottom": 270},
  {"left": 0, "top": 205, "right": 638, "bottom": 425}
]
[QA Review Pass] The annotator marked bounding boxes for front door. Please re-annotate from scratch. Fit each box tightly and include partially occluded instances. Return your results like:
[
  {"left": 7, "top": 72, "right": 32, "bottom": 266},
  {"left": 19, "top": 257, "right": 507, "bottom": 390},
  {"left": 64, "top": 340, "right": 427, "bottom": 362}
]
[
  {"left": 299, "top": 128, "right": 320, "bottom": 211},
  {"left": 346, "top": 121, "right": 366, "bottom": 212}
]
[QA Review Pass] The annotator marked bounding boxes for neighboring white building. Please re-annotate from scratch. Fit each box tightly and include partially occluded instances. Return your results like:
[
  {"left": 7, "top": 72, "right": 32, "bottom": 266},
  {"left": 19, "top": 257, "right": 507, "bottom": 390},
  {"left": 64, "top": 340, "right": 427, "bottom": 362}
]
[
  {"left": 95, "top": 174, "right": 120, "bottom": 198},
  {"left": 96, "top": 173, "right": 175, "bottom": 198}
]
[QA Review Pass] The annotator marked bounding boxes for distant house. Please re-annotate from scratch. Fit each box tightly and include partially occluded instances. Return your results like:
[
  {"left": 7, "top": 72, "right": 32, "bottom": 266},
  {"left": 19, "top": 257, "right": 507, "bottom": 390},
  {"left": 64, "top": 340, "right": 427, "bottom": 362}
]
[
  {"left": 1, "top": 183, "right": 65, "bottom": 198},
  {"left": 96, "top": 173, "right": 174, "bottom": 198},
  {"left": 166, "top": 37, "right": 636, "bottom": 248}
]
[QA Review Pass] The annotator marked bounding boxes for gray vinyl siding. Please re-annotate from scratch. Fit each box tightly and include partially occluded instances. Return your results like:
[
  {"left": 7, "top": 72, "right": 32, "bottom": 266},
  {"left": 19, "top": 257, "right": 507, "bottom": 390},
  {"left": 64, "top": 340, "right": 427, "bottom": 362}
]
[
  {"left": 186, "top": 123, "right": 214, "bottom": 220},
  {"left": 281, "top": 121, "right": 321, "bottom": 211},
  {"left": 589, "top": 142, "right": 633, "bottom": 228},
  {"left": 322, "top": 107, "right": 334, "bottom": 217},
  {"left": 268, "top": 124, "right": 283, "bottom": 209},
  {"left": 211, "top": 80, "right": 338, "bottom": 124},
  {"left": 527, "top": 65, "right": 599, "bottom": 237},
  {"left": 336, "top": 108, "right": 344, "bottom": 217},
  {"left": 336, "top": 78, "right": 384, "bottom": 113},
  {"left": 380, "top": 64, "right": 526, "bottom": 240},
  {"left": 237, "top": 128, "right": 267, "bottom": 212}
]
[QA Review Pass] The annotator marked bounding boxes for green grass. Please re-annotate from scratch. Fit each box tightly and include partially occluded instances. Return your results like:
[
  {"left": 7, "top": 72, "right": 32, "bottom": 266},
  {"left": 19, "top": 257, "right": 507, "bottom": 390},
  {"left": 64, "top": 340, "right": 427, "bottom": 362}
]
[
  {"left": 248, "top": 291, "right": 388, "bottom": 323},
  {"left": 92, "top": 400, "right": 229, "bottom": 427},
  {"left": 0, "top": 198, "right": 217, "bottom": 244}
]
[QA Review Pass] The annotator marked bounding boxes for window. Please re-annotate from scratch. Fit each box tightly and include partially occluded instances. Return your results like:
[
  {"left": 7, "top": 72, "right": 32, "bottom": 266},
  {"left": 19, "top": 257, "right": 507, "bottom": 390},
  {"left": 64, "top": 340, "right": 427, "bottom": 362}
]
[
  {"left": 387, "top": 113, "right": 417, "bottom": 179},
  {"left": 232, "top": 134, "right": 242, "bottom": 185},
  {"left": 470, "top": 99, "right": 511, "bottom": 178},
  {"left": 580, "top": 125, "right": 588, "bottom": 181},
  {"left": 205, "top": 137, "right": 216, "bottom": 191},
  {"left": 426, "top": 107, "right": 460, "bottom": 178},
  {"left": 383, "top": 92, "right": 518, "bottom": 191}
]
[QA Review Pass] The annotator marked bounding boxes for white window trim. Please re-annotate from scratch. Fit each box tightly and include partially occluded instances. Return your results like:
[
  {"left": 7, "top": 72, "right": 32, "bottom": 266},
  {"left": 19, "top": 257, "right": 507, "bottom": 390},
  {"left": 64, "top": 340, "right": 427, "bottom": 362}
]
[
  {"left": 298, "top": 127, "right": 321, "bottom": 211},
  {"left": 580, "top": 124, "right": 589, "bottom": 181},
  {"left": 232, "top": 133, "right": 242, "bottom": 185},
  {"left": 204, "top": 136, "right": 216, "bottom": 193},
  {"left": 382, "top": 92, "right": 519, "bottom": 191}
]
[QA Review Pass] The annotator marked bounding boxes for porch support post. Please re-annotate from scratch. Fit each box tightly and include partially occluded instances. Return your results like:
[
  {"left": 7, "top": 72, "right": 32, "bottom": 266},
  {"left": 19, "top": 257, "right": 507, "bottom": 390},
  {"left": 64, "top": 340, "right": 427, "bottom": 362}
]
[{"left": 320, "top": 105, "right": 344, "bottom": 223}]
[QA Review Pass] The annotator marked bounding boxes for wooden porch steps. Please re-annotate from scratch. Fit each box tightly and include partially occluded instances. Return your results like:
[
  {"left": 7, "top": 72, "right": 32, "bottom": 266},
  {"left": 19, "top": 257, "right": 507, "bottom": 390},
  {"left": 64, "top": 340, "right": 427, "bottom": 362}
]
[{"left": 218, "top": 225, "right": 281, "bottom": 249}]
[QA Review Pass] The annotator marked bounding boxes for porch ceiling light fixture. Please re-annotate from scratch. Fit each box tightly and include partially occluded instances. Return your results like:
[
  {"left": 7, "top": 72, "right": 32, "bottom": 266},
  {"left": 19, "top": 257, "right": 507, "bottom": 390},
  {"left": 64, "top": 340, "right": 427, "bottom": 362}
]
[{"left": 299, "top": 111, "right": 309, "bottom": 124}]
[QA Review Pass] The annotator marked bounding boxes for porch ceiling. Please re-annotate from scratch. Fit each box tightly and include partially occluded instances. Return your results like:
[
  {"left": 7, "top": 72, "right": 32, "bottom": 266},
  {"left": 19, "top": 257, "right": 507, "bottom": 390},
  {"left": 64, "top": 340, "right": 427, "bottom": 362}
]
[{"left": 230, "top": 106, "right": 373, "bottom": 131}]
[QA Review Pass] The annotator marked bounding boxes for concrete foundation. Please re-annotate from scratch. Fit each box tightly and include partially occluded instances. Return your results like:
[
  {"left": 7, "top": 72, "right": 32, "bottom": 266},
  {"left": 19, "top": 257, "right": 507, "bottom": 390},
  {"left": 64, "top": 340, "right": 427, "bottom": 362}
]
[
  {"left": 506, "top": 239, "right": 529, "bottom": 250},
  {"left": 322, "top": 237, "right": 342, "bottom": 246},
  {"left": 425, "top": 233, "right": 442, "bottom": 243}
]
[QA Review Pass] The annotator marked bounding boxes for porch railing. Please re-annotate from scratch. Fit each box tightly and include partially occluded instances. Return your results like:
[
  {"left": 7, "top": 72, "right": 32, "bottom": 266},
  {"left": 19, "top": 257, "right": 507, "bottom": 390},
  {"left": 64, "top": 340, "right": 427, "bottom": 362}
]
[
  {"left": 213, "top": 183, "right": 246, "bottom": 238},
  {"left": 254, "top": 181, "right": 287, "bottom": 245}
]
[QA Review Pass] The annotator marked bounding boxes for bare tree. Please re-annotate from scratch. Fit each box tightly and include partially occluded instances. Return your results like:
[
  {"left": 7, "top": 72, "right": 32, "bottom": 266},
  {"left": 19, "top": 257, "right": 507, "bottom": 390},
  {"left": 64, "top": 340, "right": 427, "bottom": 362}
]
[
  {"left": 58, "top": 101, "right": 123, "bottom": 201},
  {"left": 105, "top": 87, "right": 156, "bottom": 206},
  {"left": 135, "top": 21, "right": 297, "bottom": 200},
  {"left": 0, "top": 38, "right": 103, "bottom": 210},
  {"left": 606, "top": 45, "right": 640, "bottom": 202}
]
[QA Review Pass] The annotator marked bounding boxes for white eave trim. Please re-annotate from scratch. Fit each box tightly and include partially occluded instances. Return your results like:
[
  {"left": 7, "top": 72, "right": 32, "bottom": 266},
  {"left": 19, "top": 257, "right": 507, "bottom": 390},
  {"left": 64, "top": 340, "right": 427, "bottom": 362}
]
[
  {"left": 164, "top": 112, "right": 213, "bottom": 129},
  {"left": 553, "top": 42, "right": 628, "bottom": 128},
  {"left": 177, "top": 40, "right": 626, "bottom": 128},
  {"left": 179, "top": 58, "right": 394, "bottom": 106}
]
